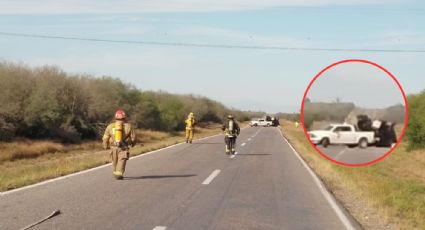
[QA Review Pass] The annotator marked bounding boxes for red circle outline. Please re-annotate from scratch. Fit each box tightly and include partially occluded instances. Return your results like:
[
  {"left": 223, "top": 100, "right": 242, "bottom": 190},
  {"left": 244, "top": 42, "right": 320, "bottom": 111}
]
[{"left": 300, "top": 59, "right": 409, "bottom": 167}]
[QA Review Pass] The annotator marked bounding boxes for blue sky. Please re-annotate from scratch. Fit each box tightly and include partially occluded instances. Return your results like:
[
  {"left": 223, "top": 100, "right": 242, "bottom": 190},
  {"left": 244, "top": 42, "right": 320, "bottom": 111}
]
[{"left": 0, "top": 0, "right": 424, "bottom": 112}]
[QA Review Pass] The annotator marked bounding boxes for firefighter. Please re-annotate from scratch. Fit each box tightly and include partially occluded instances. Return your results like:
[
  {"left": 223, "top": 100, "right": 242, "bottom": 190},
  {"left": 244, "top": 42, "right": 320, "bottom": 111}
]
[
  {"left": 102, "top": 109, "right": 136, "bottom": 180},
  {"left": 295, "top": 121, "right": 299, "bottom": 128},
  {"left": 185, "top": 112, "right": 195, "bottom": 143},
  {"left": 221, "top": 115, "right": 240, "bottom": 155}
]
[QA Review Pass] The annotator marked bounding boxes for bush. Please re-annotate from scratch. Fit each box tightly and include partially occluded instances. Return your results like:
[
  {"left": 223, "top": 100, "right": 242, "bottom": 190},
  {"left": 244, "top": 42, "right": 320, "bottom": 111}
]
[
  {"left": 406, "top": 93, "right": 425, "bottom": 150},
  {"left": 0, "top": 61, "right": 262, "bottom": 142}
]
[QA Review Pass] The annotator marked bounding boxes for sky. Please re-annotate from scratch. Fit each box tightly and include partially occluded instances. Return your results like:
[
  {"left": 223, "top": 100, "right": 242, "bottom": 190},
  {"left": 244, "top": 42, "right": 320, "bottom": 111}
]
[
  {"left": 307, "top": 61, "right": 405, "bottom": 108},
  {"left": 0, "top": 0, "right": 424, "bottom": 113}
]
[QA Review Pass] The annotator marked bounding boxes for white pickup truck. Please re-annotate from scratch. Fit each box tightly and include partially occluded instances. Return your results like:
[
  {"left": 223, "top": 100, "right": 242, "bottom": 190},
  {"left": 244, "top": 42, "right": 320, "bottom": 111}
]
[
  {"left": 308, "top": 124, "right": 375, "bottom": 148},
  {"left": 250, "top": 119, "right": 272, "bottom": 127}
]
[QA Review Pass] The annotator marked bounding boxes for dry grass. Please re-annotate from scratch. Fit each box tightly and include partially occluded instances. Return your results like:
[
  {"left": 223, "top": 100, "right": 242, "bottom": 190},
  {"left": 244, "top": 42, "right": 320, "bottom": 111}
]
[
  {"left": 0, "top": 140, "right": 65, "bottom": 162},
  {"left": 0, "top": 125, "right": 222, "bottom": 192},
  {"left": 280, "top": 120, "right": 425, "bottom": 230}
]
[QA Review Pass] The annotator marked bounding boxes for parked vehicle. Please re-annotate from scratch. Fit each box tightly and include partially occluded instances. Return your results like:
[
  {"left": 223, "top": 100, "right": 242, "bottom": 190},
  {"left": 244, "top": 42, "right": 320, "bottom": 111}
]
[
  {"left": 308, "top": 114, "right": 397, "bottom": 148},
  {"left": 356, "top": 115, "right": 397, "bottom": 147},
  {"left": 308, "top": 124, "right": 375, "bottom": 148},
  {"left": 250, "top": 118, "right": 272, "bottom": 127},
  {"left": 271, "top": 117, "right": 280, "bottom": 127}
]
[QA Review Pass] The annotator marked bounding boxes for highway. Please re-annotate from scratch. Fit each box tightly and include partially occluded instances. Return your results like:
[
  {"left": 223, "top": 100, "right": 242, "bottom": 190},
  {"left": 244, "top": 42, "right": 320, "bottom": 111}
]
[
  {"left": 317, "top": 145, "right": 390, "bottom": 164},
  {"left": 0, "top": 127, "right": 360, "bottom": 230}
]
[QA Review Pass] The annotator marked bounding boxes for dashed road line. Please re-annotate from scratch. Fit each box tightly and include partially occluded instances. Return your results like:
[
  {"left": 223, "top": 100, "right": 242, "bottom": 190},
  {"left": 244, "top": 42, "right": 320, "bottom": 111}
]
[
  {"left": 335, "top": 148, "right": 348, "bottom": 161},
  {"left": 202, "top": 170, "right": 221, "bottom": 185},
  {"left": 248, "top": 138, "right": 252, "bottom": 141},
  {"left": 153, "top": 226, "right": 167, "bottom": 230},
  {"left": 241, "top": 143, "right": 246, "bottom": 147}
]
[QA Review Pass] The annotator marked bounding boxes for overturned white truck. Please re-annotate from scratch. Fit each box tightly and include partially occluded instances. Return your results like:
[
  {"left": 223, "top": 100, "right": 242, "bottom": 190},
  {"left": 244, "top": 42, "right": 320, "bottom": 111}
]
[{"left": 308, "top": 115, "right": 397, "bottom": 148}]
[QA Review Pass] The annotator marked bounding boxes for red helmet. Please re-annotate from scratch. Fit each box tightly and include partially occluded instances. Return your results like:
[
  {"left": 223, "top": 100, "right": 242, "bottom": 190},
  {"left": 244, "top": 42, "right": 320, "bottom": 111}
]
[{"left": 115, "top": 109, "right": 126, "bottom": 120}]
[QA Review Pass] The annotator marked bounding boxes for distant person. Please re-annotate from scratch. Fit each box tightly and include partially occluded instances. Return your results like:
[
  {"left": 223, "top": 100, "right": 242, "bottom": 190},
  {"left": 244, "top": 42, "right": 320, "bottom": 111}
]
[
  {"left": 295, "top": 121, "right": 299, "bottom": 128},
  {"left": 185, "top": 112, "right": 195, "bottom": 143},
  {"left": 102, "top": 109, "right": 136, "bottom": 180},
  {"left": 222, "top": 115, "right": 240, "bottom": 155}
]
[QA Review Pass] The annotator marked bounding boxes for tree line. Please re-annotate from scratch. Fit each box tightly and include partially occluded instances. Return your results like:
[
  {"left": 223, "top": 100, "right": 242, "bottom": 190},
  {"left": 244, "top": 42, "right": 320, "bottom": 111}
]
[{"left": 0, "top": 62, "right": 263, "bottom": 142}]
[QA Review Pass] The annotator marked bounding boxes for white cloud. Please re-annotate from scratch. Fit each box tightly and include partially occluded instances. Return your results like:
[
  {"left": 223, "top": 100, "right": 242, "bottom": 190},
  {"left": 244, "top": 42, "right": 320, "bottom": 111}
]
[
  {"left": 0, "top": 0, "right": 404, "bottom": 14},
  {"left": 171, "top": 26, "right": 321, "bottom": 47}
]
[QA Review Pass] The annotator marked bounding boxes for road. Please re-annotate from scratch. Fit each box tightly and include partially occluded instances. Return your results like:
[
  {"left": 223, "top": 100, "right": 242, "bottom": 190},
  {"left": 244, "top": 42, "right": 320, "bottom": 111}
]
[
  {"left": 317, "top": 145, "right": 390, "bottom": 164},
  {"left": 0, "top": 127, "right": 360, "bottom": 230}
]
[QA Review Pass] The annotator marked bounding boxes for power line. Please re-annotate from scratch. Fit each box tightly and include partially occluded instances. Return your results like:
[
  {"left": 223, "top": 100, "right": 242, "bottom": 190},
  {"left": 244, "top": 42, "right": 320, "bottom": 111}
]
[{"left": 0, "top": 31, "right": 424, "bottom": 53}]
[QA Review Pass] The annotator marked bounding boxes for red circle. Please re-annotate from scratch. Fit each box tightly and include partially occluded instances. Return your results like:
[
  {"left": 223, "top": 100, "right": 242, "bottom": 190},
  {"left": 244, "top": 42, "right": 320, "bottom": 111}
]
[{"left": 300, "top": 59, "right": 409, "bottom": 167}]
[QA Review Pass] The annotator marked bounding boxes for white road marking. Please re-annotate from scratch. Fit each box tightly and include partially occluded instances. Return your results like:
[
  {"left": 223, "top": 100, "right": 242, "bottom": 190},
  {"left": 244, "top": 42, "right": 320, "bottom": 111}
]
[
  {"left": 202, "top": 169, "right": 221, "bottom": 185},
  {"left": 278, "top": 129, "right": 356, "bottom": 230},
  {"left": 229, "top": 152, "right": 238, "bottom": 159},
  {"left": 241, "top": 143, "right": 246, "bottom": 146},
  {"left": 334, "top": 148, "right": 348, "bottom": 161},
  {"left": 153, "top": 226, "right": 167, "bottom": 230},
  {"left": 248, "top": 138, "right": 252, "bottom": 141},
  {"left": 251, "top": 128, "right": 261, "bottom": 138}
]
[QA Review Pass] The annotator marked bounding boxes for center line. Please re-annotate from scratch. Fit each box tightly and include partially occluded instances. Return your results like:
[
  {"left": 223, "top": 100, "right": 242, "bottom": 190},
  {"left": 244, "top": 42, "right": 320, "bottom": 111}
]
[
  {"left": 241, "top": 143, "right": 246, "bottom": 146},
  {"left": 248, "top": 138, "right": 251, "bottom": 141},
  {"left": 153, "top": 226, "right": 167, "bottom": 230},
  {"left": 202, "top": 170, "right": 221, "bottom": 185},
  {"left": 335, "top": 148, "right": 348, "bottom": 160}
]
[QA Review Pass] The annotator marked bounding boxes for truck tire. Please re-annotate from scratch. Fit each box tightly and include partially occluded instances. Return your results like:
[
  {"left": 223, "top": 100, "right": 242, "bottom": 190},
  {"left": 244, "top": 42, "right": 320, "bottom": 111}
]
[
  {"left": 358, "top": 138, "right": 368, "bottom": 149},
  {"left": 321, "top": 138, "right": 330, "bottom": 148}
]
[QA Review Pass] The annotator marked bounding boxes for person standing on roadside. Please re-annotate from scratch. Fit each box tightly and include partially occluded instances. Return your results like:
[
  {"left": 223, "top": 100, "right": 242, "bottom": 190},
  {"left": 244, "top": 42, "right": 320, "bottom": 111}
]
[{"left": 185, "top": 112, "right": 195, "bottom": 143}]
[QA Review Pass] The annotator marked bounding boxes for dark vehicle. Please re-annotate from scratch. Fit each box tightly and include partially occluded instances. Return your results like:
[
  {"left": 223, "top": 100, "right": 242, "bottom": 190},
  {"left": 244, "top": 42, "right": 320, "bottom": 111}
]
[{"left": 356, "top": 115, "right": 397, "bottom": 147}]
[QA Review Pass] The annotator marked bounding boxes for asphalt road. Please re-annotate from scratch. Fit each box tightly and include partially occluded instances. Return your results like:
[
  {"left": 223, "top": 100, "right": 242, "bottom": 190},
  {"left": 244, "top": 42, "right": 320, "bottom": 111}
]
[
  {"left": 317, "top": 145, "right": 390, "bottom": 164},
  {"left": 0, "top": 127, "right": 360, "bottom": 230}
]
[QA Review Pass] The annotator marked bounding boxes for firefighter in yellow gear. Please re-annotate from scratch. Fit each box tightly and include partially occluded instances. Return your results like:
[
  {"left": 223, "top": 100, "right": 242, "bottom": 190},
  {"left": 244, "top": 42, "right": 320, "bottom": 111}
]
[
  {"left": 102, "top": 109, "right": 136, "bottom": 180},
  {"left": 222, "top": 115, "right": 240, "bottom": 155},
  {"left": 295, "top": 121, "right": 300, "bottom": 128},
  {"left": 185, "top": 112, "right": 195, "bottom": 143}
]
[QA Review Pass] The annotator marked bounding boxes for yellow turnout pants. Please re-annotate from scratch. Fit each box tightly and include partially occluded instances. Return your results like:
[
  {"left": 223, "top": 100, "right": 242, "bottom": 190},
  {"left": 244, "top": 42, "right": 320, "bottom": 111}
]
[
  {"left": 186, "top": 128, "right": 194, "bottom": 141},
  {"left": 110, "top": 147, "right": 129, "bottom": 177}
]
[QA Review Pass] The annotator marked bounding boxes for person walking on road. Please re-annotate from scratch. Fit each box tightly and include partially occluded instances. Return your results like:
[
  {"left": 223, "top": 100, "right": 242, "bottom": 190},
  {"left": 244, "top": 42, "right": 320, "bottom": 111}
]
[
  {"left": 222, "top": 115, "right": 240, "bottom": 155},
  {"left": 185, "top": 112, "right": 195, "bottom": 143},
  {"left": 102, "top": 109, "right": 136, "bottom": 180}
]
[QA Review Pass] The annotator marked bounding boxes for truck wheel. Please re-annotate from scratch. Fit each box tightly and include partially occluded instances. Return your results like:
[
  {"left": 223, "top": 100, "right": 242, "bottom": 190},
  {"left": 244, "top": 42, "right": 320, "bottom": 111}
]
[
  {"left": 358, "top": 138, "right": 368, "bottom": 149},
  {"left": 321, "top": 138, "right": 330, "bottom": 148}
]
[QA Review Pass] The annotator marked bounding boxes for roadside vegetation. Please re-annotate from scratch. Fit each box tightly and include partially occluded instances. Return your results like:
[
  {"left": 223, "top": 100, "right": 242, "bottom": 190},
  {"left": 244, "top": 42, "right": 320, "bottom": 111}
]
[{"left": 303, "top": 100, "right": 405, "bottom": 130}]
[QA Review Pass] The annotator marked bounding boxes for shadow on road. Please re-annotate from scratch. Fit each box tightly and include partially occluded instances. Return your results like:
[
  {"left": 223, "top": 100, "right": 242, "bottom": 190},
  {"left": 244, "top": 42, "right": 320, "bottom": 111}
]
[
  {"left": 190, "top": 142, "right": 222, "bottom": 145},
  {"left": 124, "top": 174, "right": 197, "bottom": 180}
]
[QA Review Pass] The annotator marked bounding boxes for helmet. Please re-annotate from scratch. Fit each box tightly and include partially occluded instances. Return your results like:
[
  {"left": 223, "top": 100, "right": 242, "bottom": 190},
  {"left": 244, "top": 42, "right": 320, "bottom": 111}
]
[
  {"left": 227, "top": 115, "right": 234, "bottom": 120},
  {"left": 115, "top": 109, "right": 126, "bottom": 120},
  {"left": 189, "top": 112, "right": 194, "bottom": 117}
]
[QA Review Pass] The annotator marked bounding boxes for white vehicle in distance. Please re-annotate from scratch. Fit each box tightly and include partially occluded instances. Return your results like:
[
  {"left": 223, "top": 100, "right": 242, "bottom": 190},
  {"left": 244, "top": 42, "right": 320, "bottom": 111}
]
[
  {"left": 250, "top": 119, "right": 273, "bottom": 127},
  {"left": 308, "top": 123, "right": 375, "bottom": 148}
]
